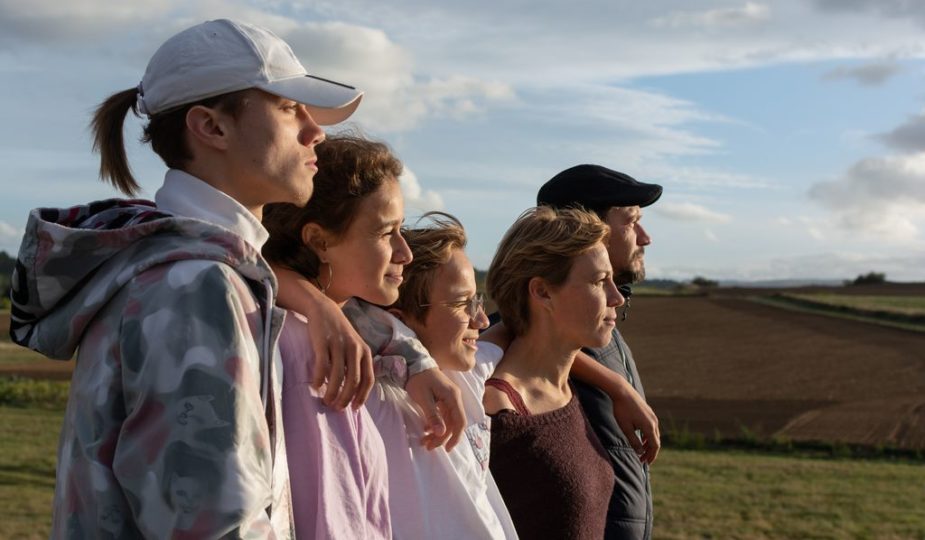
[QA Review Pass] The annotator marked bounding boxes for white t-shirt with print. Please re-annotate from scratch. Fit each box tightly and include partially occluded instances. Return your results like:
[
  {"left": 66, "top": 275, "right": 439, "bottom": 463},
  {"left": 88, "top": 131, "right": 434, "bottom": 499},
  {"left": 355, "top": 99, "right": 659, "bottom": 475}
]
[{"left": 355, "top": 307, "right": 517, "bottom": 540}]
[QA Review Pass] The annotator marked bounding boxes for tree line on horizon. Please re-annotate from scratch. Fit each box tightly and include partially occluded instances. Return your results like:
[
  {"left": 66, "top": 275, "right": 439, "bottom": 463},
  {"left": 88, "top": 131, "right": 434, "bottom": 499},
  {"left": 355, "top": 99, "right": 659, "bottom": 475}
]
[
  {"left": 1, "top": 250, "right": 13, "bottom": 310},
  {"left": 0, "top": 250, "right": 904, "bottom": 312}
]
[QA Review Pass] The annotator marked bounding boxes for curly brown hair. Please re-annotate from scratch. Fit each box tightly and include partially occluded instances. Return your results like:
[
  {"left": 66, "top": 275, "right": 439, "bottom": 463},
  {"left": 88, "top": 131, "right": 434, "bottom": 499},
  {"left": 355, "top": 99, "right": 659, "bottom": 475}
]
[{"left": 262, "top": 134, "right": 403, "bottom": 280}]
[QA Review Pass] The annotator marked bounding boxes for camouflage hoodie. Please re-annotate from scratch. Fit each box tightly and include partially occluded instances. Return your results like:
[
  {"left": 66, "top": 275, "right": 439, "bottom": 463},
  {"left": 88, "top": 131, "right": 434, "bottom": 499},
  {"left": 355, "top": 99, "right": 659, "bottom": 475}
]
[{"left": 9, "top": 196, "right": 293, "bottom": 538}]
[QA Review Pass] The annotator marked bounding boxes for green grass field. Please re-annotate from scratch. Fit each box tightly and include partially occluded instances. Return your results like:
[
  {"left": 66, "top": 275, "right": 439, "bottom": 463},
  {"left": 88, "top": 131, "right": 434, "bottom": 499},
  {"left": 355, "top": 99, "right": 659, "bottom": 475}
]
[
  {"left": 2, "top": 399, "right": 923, "bottom": 539},
  {"left": 1, "top": 406, "right": 60, "bottom": 540},
  {"left": 752, "top": 294, "right": 925, "bottom": 333},
  {"left": 782, "top": 294, "right": 925, "bottom": 316},
  {"left": 653, "top": 449, "right": 925, "bottom": 539}
]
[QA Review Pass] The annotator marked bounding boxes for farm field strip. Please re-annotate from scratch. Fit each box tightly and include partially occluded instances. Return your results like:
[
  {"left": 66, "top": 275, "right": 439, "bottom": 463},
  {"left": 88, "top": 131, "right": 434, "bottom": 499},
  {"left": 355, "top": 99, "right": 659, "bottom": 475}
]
[
  {"left": 778, "top": 293, "right": 925, "bottom": 315},
  {"left": 743, "top": 294, "right": 925, "bottom": 333},
  {"left": 622, "top": 295, "right": 925, "bottom": 450},
  {"left": 1, "top": 406, "right": 61, "bottom": 540},
  {"left": 3, "top": 405, "right": 922, "bottom": 540},
  {"left": 653, "top": 448, "right": 925, "bottom": 539}
]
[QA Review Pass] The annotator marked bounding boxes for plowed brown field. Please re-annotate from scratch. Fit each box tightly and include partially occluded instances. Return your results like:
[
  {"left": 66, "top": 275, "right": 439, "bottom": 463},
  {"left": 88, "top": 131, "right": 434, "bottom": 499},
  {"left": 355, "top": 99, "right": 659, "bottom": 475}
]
[
  {"left": 0, "top": 312, "right": 73, "bottom": 379},
  {"left": 623, "top": 295, "right": 925, "bottom": 449},
  {"left": 5, "top": 293, "right": 925, "bottom": 449}
]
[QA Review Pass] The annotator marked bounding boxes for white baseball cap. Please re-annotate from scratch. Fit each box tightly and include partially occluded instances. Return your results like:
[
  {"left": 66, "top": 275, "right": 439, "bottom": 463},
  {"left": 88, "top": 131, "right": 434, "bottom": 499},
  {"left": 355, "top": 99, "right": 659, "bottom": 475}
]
[{"left": 136, "top": 19, "right": 363, "bottom": 125}]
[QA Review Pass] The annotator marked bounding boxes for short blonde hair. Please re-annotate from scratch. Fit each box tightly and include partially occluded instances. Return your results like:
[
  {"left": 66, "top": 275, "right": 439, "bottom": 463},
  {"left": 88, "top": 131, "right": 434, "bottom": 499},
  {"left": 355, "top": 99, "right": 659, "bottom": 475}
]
[
  {"left": 394, "top": 212, "right": 468, "bottom": 321},
  {"left": 486, "top": 206, "right": 610, "bottom": 336}
]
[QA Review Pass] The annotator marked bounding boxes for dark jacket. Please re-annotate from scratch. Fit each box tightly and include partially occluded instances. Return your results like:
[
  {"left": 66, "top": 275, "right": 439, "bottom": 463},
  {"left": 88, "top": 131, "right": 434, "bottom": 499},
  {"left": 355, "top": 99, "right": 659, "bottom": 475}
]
[{"left": 572, "top": 327, "right": 653, "bottom": 540}]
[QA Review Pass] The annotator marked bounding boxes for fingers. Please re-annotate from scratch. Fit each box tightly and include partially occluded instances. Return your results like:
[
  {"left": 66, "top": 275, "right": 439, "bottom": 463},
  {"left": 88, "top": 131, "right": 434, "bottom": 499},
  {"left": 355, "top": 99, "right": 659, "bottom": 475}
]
[
  {"left": 615, "top": 415, "right": 646, "bottom": 458},
  {"left": 323, "top": 336, "right": 346, "bottom": 408},
  {"left": 613, "top": 403, "right": 662, "bottom": 465},
  {"left": 422, "top": 407, "right": 450, "bottom": 450},
  {"left": 404, "top": 370, "right": 465, "bottom": 451},
  {"left": 641, "top": 418, "right": 661, "bottom": 464},
  {"left": 333, "top": 341, "right": 363, "bottom": 410},
  {"left": 352, "top": 345, "right": 374, "bottom": 410},
  {"left": 416, "top": 392, "right": 448, "bottom": 450},
  {"left": 632, "top": 414, "right": 660, "bottom": 465},
  {"left": 442, "top": 390, "right": 465, "bottom": 451},
  {"left": 310, "top": 333, "right": 331, "bottom": 390}
]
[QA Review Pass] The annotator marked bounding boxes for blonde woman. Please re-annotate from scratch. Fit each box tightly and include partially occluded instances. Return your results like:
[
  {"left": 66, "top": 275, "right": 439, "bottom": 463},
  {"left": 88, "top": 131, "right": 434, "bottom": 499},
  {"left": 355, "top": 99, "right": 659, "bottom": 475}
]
[{"left": 484, "top": 206, "right": 623, "bottom": 540}]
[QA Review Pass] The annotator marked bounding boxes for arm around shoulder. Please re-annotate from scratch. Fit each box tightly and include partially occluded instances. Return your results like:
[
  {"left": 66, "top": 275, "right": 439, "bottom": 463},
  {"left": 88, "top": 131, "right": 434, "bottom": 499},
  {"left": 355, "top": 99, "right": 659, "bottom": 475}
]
[
  {"left": 571, "top": 350, "right": 660, "bottom": 464},
  {"left": 274, "top": 265, "right": 374, "bottom": 409}
]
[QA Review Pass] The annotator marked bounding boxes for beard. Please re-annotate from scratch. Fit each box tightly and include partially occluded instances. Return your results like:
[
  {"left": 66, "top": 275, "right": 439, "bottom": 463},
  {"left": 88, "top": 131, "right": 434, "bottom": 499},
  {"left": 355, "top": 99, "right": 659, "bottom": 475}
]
[{"left": 613, "top": 249, "right": 646, "bottom": 285}]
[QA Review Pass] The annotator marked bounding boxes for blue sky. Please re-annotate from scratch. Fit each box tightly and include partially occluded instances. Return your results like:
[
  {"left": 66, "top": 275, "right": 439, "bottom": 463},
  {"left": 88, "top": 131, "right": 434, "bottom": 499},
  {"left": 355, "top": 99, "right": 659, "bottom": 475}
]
[{"left": 1, "top": 0, "right": 925, "bottom": 281}]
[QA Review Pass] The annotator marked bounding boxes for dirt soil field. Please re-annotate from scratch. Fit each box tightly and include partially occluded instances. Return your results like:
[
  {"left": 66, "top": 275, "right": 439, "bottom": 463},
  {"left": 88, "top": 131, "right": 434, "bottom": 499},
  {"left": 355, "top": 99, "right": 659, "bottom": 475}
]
[
  {"left": 623, "top": 295, "right": 925, "bottom": 449},
  {"left": 0, "top": 313, "right": 73, "bottom": 380},
  {"left": 5, "top": 293, "right": 925, "bottom": 449}
]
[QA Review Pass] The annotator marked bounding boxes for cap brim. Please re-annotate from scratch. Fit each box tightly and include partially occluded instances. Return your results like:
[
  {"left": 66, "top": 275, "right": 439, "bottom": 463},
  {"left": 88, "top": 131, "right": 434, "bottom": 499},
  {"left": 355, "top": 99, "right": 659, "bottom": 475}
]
[
  {"left": 637, "top": 184, "right": 663, "bottom": 208},
  {"left": 258, "top": 75, "right": 363, "bottom": 126}
]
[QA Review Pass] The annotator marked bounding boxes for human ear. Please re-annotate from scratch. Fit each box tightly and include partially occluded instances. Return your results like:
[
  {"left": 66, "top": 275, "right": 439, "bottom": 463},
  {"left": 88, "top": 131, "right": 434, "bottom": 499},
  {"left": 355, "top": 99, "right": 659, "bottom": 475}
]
[
  {"left": 387, "top": 307, "right": 405, "bottom": 321},
  {"left": 527, "top": 276, "right": 553, "bottom": 310},
  {"left": 185, "top": 105, "right": 231, "bottom": 151},
  {"left": 301, "top": 223, "right": 332, "bottom": 261}
]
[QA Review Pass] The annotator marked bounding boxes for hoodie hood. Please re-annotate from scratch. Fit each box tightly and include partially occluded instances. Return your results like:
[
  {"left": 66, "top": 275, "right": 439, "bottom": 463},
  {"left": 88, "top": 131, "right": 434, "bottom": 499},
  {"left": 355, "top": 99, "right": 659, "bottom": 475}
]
[{"left": 9, "top": 198, "right": 275, "bottom": 359}]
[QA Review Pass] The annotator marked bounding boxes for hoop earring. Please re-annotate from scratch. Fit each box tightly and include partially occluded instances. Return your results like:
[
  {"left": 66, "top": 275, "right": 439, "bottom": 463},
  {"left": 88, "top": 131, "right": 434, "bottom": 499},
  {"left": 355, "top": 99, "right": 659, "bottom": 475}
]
[{"left": 319, "top": 263, "right": 334, "bottom": 295}]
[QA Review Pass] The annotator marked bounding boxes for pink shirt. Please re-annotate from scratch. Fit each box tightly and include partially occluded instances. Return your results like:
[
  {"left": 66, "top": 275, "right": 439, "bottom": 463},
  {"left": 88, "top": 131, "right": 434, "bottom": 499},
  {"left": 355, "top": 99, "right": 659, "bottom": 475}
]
[{"left": 279, "top": 311, "right": 391, "bottom": 540}]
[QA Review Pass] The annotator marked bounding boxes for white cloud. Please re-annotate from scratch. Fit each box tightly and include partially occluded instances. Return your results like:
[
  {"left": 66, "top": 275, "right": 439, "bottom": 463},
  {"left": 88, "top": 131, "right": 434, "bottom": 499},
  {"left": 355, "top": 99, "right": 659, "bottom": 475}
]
[
  {"left": 652, "top": 2, "right": 771, "bottom": 29},
  {"left": 877, "top": 113, "right": 925, "bottom": 152},
  {"left": 0, "top": 0, "right": 177, "bottom": 46},
  {"left": 656, "top": 250, "right": 925, "bottom": 282},
  {"left": 704, "top": 229, "right": 719, "bottom": 242},
  {"left": 0, "top": 4, "right": 514, "bottom": 133},
  {"left": 807, "top": 226, "right": 826, "bottom": 241},
  {"left": 529, "top": 85, "right": 730, "bottom": 170},
  {"left": 823, "top": 61, "right": 902, "bottom": 86},
  {"left": 809, "top": 153, "right": 925, "bottom": 241},
  {"left": 811, "top": 0, "right": 925, "bottom": 24},
  {"left": 811, "top": 153, "right": 925, "bottom": 206},
  {"left": 759, "top": 251, "right": 925, "bottom": 282},
  {"left": 0, "top": 220, "right": 23, "bottom": 254},
  {"left": 399, "top": 167, "right": 444, "bottom": 213},
  {"left": 0, "top": 220, "right": 19, "bottom": 237},
  {"left": 645, "top": 165, "right": 773, "bottom": 190},
  {"left": 774, "top": 216, "right": 829, "bottom": 241},
  {"left": 280, "top": 21, "right": 514, "bottom": 132},
  {"left": 654, "top": 202, "right": 732, "bottom": 224}
]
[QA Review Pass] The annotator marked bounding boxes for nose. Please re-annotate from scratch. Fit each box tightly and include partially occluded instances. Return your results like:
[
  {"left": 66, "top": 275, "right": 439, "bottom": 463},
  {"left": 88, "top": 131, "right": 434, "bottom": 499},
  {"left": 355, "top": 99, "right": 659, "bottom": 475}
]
[
  {"left": 298, "top": 106, "right": 326, "bottom": 147},
  {"left": 470, "top": 305, "right": 489, "bottom": 330},
  {"left": 635, "top": 222, "right": 651, "bottom": 246},
  {"left": 606, "top": 279, "right": 625, "bottom": 308},
  {"left": 392, "top": 231, "right": 413, "bottom": 265}
]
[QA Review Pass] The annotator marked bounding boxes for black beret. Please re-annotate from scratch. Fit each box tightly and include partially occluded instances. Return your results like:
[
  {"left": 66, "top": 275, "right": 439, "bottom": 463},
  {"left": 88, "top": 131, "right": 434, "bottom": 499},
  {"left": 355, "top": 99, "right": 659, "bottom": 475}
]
[{"left": 536, "top": 164, "right": 662, "bottom": 212}]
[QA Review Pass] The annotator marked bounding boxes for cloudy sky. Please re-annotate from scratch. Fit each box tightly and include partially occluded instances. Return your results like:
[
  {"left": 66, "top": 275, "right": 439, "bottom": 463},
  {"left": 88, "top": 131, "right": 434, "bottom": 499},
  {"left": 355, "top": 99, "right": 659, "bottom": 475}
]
[{"left": 2, "top": 0, "right": 925, "bottom": 282}]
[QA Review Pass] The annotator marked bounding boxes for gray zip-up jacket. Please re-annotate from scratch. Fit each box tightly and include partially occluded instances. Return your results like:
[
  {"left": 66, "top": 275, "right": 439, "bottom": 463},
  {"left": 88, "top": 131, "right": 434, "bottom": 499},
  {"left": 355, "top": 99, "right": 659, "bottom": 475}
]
[{"left": 572, "top": 327, "right": 653, "bottom": 540}]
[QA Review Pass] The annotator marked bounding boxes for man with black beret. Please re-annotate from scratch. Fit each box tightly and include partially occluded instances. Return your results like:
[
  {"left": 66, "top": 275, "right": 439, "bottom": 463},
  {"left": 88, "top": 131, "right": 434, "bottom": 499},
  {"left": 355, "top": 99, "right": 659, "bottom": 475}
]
[{"left": 538, "top": 164, "right": 662, "bottom": 540}]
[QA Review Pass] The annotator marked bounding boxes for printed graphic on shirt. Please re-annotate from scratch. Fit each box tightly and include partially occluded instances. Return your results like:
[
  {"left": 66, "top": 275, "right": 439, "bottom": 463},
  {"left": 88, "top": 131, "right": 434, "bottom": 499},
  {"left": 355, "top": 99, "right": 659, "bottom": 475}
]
[{"left": 465, "top": 418, "right": 492, "bottom": 472}]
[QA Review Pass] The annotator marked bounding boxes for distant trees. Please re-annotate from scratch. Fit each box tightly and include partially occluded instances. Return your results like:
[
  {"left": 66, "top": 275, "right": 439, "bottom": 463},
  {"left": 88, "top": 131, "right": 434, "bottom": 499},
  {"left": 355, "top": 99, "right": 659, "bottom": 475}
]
[
  {"left": 691, "top": 276, "right": 719, "bottom": 288},
  {"left": 1, "top": 251, "right": 13, "bottom": 309},
  {"left": 0, "top": 250, "right": 13, "bottom": 276},
  {"left": 849, "top": 272, "right": 886, "bottom": 286}
]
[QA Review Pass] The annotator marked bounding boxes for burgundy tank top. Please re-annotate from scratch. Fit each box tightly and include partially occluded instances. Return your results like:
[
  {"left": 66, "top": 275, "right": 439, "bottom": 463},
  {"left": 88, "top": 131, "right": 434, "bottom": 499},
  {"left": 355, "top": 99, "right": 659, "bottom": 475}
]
[
  {"left": 487, "top": 378, "right": 613, "bottom": 539},
  {"left": 484, "top": 377, "right": 531, "bottom": 416}
]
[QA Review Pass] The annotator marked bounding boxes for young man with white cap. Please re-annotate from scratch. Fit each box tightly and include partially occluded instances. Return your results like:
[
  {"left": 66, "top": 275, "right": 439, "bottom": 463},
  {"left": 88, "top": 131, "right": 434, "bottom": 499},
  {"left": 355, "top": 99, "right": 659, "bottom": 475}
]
[
  {"left": 8, "top": 19, "right": 364, "bottom": 537},
  {"left": 538, "top": 164, "right": 663, "bottom": 540}
]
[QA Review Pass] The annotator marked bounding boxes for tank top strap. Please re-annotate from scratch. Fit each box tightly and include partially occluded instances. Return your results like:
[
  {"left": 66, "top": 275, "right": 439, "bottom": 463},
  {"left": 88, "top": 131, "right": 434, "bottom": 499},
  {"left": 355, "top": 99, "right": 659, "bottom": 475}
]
[{"left": 485, "top": 377, "right": 531, "bottom": 416}]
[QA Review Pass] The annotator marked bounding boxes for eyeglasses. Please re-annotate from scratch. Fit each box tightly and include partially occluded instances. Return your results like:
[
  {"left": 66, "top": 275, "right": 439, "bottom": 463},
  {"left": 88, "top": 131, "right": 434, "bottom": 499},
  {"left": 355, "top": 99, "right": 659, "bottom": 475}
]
[{"left": 421, "top": 292, "right": 485, "bottom": 319}]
